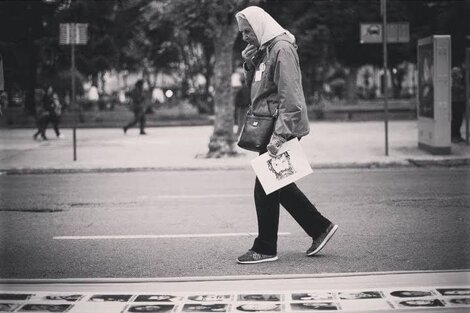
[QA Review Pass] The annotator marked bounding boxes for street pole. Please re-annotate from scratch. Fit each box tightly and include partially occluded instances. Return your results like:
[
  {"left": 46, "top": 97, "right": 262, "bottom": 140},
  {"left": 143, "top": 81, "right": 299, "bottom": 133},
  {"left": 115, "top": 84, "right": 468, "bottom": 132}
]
[
  {"left": 71, "top": 37, "right": 77, "bottom": 161},
  {"left": 381, "top": 0, "right": 389, "bottom": 156},
  {"left": 465, "top": 48, "right": 469, "bottom": 145}
]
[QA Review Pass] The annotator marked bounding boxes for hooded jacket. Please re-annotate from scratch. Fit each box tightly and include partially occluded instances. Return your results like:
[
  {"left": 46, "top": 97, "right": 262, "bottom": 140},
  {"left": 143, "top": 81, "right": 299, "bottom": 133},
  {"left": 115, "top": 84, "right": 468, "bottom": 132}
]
[
  {"left": 244, "top": 33, "right": 310, "bottom": 140},
  {"left": 237, "top": 6, "right": 310, "bottom": 141}
]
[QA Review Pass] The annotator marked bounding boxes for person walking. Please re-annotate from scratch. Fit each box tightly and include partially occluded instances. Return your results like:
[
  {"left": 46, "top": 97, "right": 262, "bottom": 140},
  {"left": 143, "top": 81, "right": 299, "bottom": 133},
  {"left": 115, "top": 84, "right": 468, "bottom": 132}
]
[
  {"left": 123, "top": 79, "right": 148, "bottom": 135},
  {"left": 44, "top": 85, "right": 63, "bottom": 139},
  {"left": 451, "top": 66, "right": 466, "bottom": 143},
  {"left": 33, "top": 88, "right": 49, "bottom": 140},
  {"left": 235, "top": 6, "right": 338, "bottom": 264}
]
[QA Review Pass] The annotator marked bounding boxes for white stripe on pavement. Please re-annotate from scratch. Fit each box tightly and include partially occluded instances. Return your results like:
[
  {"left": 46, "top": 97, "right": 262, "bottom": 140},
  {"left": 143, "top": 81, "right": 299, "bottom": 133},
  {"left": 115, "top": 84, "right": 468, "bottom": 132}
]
[
  {"left": 53, "top": 232, "right": 291, "bottom": 240},
  {"left": 149, "top": 194, "right": 249, "bottom": 199}
]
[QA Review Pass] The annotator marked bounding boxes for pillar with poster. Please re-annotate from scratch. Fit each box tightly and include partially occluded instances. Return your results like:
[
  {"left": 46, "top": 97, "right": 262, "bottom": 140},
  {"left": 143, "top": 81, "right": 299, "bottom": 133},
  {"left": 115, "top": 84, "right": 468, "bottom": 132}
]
[{"left": 417, "top": 35, "right": 451, "bottom": 155}]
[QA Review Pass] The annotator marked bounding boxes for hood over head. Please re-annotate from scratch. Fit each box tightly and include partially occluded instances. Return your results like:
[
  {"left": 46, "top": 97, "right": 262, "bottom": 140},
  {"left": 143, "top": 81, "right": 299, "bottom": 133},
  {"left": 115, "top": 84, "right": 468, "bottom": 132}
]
[{"left": 236, "top": 6, "right": 295, "bottom": 47}]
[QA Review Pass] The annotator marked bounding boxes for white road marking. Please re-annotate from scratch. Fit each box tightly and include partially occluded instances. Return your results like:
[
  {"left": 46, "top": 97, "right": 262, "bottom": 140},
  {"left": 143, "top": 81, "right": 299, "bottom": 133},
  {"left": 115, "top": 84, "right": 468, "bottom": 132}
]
[
  {"left": 54, "top": 232, "right": 291, "bottom": 240},
  {"left": 138, "top": 194, "right": 249, "bottom": 199}
]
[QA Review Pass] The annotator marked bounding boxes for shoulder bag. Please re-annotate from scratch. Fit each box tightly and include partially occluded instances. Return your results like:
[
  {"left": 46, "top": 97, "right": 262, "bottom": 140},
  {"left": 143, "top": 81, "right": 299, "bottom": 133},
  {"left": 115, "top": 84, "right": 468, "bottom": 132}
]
[{"left": 237, "top": 104, "right": 278, "bottom": 152}]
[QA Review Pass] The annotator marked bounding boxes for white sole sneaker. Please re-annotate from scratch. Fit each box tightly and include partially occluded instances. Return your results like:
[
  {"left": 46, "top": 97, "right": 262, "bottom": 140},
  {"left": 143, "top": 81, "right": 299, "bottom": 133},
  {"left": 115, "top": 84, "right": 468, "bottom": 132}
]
[
  {"left": 307, "top": 224, "right": 338, "bottom": 256},
  {"left": 237, "top": 255, "right": 278, "bottom": 264}
]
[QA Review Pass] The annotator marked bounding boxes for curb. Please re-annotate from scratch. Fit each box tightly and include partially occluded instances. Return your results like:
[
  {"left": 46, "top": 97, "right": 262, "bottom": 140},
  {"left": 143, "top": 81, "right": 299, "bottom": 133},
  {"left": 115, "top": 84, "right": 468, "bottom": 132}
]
[
  {"left": 408, "top": 158, "right": 470, "bottom": 167},
  {"left": 1, "top": 158, "right": 469, "bottom": 175},
  {"left": 0, "top": 269, "right": 467, "bottom": 284}
]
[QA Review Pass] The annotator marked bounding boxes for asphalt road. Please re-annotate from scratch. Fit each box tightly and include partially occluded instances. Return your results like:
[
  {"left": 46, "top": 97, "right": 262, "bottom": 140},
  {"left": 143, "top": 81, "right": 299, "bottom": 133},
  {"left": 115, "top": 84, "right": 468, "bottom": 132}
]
[{"left": 0, "top": 168, "right": 469, "bottom": 279}]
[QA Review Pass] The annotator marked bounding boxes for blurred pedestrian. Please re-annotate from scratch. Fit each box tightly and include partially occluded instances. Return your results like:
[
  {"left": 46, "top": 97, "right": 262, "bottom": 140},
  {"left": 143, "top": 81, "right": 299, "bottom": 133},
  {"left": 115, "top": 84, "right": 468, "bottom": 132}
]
[
  {"left": 33, "top": 88, "right": 49, "bottom": 140},
  {"left": 0, "top": 90, "right": 7, "bottom": 117},
  {"left": 44, "top": 85, "right": 64, "bottom": 139},
  {"left": 235, "top": 6, "right": 338, "bottom": 264},
  {"left": 451, "top": 66, "right": 466, "bottom": 143},
  {"left": 123, "top": 79, "right": 148, "bottom": 135}
]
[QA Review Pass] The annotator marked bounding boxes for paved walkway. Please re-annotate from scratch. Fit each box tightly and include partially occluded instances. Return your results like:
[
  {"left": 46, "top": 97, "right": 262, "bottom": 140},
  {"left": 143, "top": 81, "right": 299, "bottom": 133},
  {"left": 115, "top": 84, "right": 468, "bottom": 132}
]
[
  {"left": 0, "top": 121, "right": 469, "bottom": 174},
  {"left": 0, "top": 271, "right": 468, "bottom": 312}
]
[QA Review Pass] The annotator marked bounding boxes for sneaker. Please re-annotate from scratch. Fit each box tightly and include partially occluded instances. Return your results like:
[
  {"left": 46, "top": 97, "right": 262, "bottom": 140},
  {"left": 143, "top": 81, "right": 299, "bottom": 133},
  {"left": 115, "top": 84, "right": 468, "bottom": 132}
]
[
  {"left": 140, "top": 131, "right": 147, "bottom": 135},
  {"left": 452, "top": 136, "right": 465, "bottom": 143},
  {"left": 57, "top": 134, "right": 65, "bottom": 139},
  {"left": 237, "top": 250, "right": 278, "bottom": 264},
  {"left": 306, "top": 223, "right": 338, "bottom": 256}
]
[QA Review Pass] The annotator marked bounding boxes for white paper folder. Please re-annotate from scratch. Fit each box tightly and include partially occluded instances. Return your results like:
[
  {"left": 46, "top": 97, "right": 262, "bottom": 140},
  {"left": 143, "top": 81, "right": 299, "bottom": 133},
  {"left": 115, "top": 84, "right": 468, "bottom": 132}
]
[{"left": 251, "top": 138, "right": 313, "bottom": 194}]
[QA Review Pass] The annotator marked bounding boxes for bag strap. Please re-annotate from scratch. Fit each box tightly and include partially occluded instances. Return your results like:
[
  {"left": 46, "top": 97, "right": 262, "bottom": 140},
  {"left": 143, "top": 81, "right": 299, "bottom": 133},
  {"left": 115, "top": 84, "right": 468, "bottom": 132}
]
[{"left": 247, "top": 37, "right": 294, "bottom": 118}]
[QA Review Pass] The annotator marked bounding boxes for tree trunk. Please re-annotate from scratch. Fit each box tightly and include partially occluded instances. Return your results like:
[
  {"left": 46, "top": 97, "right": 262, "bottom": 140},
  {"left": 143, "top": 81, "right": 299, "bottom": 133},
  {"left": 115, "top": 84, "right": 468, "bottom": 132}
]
[
  {"left": 346, "top": 67, "right": 358, "bottom": 104},
  {"left": 207, "top": 27, "right": 237, "bottom": 157}
]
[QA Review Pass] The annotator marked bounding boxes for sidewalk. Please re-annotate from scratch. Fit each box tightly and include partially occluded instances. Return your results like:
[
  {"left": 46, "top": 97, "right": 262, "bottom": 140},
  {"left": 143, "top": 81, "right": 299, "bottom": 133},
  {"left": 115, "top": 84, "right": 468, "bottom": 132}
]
[
  {"left": 0, "top": 121, "right": 469, "bottom": 174},
  {"left": 0, "top": 271, "right": 468, "bottom": 312}
]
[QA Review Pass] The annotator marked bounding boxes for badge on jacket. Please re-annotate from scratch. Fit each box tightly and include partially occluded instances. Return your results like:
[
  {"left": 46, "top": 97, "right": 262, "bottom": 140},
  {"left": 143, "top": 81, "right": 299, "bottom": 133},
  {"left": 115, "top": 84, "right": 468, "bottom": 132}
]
[{"left": 254, "top": 62, "right": 266, "bottom": 82}]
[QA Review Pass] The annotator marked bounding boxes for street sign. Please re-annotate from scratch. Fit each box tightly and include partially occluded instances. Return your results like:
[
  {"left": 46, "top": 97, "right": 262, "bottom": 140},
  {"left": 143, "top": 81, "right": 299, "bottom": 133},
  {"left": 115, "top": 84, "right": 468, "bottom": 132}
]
[
  {"left": 360, "top": 23, "right": 409, "bottom": 44},
  {"left": 59, "top": 23, "right": 88, "bottom": 160},
  {"left": 59, "top": 23, "right": 88, "bottom": 45}
]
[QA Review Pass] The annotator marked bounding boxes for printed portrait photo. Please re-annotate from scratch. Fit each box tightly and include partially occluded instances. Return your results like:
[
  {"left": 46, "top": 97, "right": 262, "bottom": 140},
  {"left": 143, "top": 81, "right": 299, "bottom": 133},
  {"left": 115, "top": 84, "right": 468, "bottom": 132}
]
[
  {"left": 126, "top": 304, "right": 175, "bottom": 312},
  {"left": 0, "top": 294, "right": 33, "bottom": 301},
  {"left": 43, "top": 294, "right": 83, "bottom": 302},
  {"left": 291, "top": 292, "right": 334, "bottom": 301},
  {"left": 436, "top": 288, "right": 470, "bottom": 296},
  {"left": 182, "top": 303, "right": 229, "bottom": 312},
  {"left": 237, "top": 294, "right": 281, "bottom": 302},
  {"left": 290, "top": 302, "right": 338, "bottom": 311},
  {"left": 234, "top": 303, "right": 281, "bottom": 312},
  {"left": 187, "top": 295, "right": 232, "bottom": 302},
  {"left": 389, "top": 290, "right": 434, "bottom": 298},
  {"left": 267, "top": 152, "right": 295, "bottom": 180},
  {"left": 338, "top": 291, "right": 383, "bottom": 300},
  {"left": 134, "top": 295, "right": 182, "bottom": 302},
  {"left": 18, "top": 304, "right": 72, "bottom": 312},
  {"left": 88, "top": 294, "right": 133, "bottom": 302},
  {"left": 397, "top": 299, "right": 445, "bottom": 308},
  {"left": 447, "top": 298, "right": 470, "bottom": 306}
]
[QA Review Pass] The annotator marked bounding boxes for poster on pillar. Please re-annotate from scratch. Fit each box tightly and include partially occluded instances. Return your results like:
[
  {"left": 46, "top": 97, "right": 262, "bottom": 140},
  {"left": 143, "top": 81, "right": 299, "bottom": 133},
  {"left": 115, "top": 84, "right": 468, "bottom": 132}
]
[
  {"left": 418, "top": 42, "right": 434, "bottom": 119},
  {"left": 417, "top": 35, "right": 451, "bottom": 155}
]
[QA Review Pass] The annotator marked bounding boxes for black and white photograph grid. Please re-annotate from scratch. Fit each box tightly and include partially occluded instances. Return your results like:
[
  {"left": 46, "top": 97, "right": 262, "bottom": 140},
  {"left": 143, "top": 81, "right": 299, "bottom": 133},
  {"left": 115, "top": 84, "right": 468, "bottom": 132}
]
[
  {"left": 0, "top": 0, "right": 469, "bottom": 313},
  {"left": 0, "top": 288, "right": 469, "bottom": 312}
]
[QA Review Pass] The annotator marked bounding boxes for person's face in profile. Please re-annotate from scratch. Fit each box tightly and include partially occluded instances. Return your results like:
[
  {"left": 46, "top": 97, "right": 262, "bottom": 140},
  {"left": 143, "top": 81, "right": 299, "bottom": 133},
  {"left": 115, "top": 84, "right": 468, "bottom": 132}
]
[{"left": 238, "top": 19, "right": 259, "bottom": 47}]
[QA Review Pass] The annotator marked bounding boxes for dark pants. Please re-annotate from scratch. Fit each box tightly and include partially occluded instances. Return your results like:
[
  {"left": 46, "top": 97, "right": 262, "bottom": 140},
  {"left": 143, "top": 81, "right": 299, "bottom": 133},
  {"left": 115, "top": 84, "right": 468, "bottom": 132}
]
[
  {"left": 46, "top": 114, "right": 61, "bottom": 137},
  {"left": 251, "top": 176, "right": 332, "bottom": 255},
  {"left": 451, "top": 101, "right": 465, "bottom": 139},
  {"left": 125, "top": 109, "right": 146, "bottom": 133},
  {"left": 33, "top": 115, "right": 48, "bottom": 139},
  {"left": 34, "top": 114, "right": 49, "bottom": 140}
]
